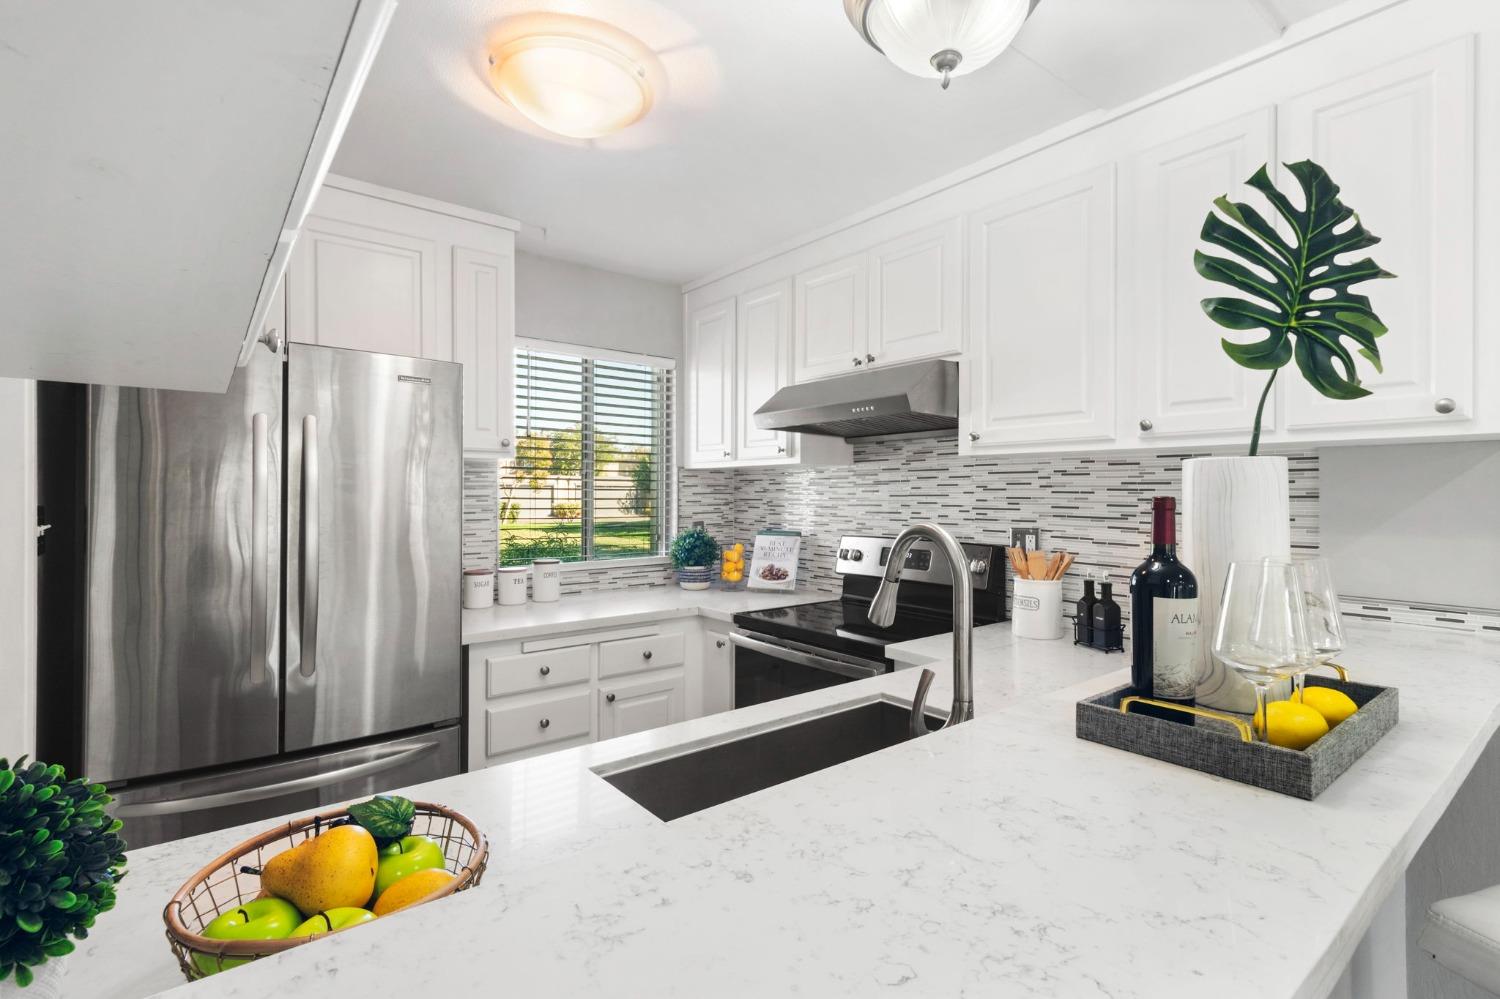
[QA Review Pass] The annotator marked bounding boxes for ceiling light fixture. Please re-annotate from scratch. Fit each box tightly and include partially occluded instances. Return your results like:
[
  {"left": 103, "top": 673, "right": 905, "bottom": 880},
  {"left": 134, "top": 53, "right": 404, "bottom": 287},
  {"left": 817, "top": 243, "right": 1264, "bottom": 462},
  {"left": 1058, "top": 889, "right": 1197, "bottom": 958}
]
[
  {"left": 488, "top": 23, "right": 653, "bottom": 139},
  {"left": 843, "top": 0, "right": 1042, "bottom": 90}
]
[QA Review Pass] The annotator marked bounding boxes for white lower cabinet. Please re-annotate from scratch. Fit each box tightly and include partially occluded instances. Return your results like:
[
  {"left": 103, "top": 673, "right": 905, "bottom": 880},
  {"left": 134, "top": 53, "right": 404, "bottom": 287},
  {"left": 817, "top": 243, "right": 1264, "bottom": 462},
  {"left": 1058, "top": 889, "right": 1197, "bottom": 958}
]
[
  {"left": 598, "top": 670, "right": 686, "bottom": 741},
  {"left": 700, "top": 628, "right": 733, "bottom": 717},
  {"left": 467, "top": 619, "right": 705, "bottom": 770}
]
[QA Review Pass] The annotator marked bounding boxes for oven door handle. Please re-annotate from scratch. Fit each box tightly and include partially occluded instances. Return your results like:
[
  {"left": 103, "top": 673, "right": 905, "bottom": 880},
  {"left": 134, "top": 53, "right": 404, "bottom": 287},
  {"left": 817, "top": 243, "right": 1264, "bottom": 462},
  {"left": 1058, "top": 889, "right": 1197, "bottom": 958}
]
[{"left": 728, "top": 631, "right": 885, "bottom": 681}]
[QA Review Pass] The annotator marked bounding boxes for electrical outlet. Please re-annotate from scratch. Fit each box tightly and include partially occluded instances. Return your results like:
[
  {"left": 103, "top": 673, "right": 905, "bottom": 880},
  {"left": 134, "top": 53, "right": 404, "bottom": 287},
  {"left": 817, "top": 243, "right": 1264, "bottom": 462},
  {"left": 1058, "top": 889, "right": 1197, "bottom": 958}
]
[{"left": 1010, "top": 527, "right": 1040, "bottom": 552}]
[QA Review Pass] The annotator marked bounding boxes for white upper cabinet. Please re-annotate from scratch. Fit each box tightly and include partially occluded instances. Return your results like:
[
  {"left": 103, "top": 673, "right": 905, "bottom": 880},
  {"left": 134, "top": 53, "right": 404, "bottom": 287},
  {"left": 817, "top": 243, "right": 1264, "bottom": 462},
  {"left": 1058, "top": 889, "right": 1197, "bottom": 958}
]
[
  {"left": 1126, "top": 110, "right": 1277, "bottom": 440},
  {"left": 288, "top": 203, "right": 440, "bottom": 358},
  {"left": 287, "top": 178, "right": 519, "bottom": 456},
  {"left": 1277, "top": 37, "right": 1475, "bottom": 432},
  {"left": 964, "top": 164, "right": 1117, "bottom": 449},
  {"left": 794, "top": 254, "right": 868, "bottom": 381},
  {"left": 685, "top": 299, "right": 737, "bottom": 465},
  {"left": 736, "top": 280, "right": 795, "bottom": 462},
  {"left": 867, "top": 218, "right": 965, "bottom": 367},
  {"left": 453, "top": 246, "right": 516, "bottom": 455}
]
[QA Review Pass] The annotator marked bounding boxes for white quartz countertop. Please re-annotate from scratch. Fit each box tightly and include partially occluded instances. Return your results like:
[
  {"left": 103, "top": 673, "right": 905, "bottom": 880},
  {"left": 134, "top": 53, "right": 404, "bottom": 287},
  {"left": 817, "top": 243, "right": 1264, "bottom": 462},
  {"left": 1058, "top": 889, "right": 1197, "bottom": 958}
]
[
  {"left": 460, "top": 585, "right": 836, "bottom": 643},
  {"left": 64, "top": 621, "right": 1500, "bottom": 999}
]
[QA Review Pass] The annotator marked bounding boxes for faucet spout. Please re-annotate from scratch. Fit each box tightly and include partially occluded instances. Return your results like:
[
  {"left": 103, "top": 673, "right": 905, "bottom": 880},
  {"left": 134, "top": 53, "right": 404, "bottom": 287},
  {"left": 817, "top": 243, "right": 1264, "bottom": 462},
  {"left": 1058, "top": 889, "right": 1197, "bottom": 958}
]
[{"left": 868, "top": 522, "right": 975, "bottom": 731}]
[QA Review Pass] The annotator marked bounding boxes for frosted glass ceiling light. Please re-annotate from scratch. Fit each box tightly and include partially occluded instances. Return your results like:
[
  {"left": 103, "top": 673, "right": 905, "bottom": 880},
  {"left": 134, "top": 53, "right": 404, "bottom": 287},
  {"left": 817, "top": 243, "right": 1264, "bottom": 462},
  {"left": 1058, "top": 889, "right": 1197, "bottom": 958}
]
[
  {"left": 844, "top": 0, "right": 1041, "bottom": 89},
  {"left": 488, "top": 27, "right": 653, "bottom": 139}
]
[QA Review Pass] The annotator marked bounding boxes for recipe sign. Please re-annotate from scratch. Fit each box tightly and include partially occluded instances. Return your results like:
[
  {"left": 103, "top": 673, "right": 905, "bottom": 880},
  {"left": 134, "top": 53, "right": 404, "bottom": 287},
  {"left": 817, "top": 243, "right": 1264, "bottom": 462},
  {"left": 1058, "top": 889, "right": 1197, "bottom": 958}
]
[{"left": 746, "top": 530, "right": 801, "bottom": 591}]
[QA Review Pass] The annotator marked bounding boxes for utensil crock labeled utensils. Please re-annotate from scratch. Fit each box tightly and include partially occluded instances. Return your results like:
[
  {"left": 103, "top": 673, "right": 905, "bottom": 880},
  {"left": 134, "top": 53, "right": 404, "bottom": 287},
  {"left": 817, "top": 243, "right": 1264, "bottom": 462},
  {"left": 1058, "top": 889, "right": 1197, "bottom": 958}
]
[{"left": 1013, "top": 578, "right": 1064, "bottom": 640}]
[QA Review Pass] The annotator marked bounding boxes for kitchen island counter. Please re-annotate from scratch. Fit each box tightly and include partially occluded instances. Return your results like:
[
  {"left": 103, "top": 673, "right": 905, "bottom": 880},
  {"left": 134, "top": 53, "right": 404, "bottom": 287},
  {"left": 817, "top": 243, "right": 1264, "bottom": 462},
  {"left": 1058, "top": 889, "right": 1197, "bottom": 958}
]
[{"left": 68, "top": 621, "right": 1500, "bottom": 999}]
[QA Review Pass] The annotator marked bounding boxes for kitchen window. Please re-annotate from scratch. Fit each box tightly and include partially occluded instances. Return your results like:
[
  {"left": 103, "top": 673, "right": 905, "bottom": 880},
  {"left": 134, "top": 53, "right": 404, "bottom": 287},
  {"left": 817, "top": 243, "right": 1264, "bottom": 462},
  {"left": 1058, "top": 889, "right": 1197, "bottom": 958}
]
[{"left": 499, "top": 340, "right": 675, "bottom": 567}]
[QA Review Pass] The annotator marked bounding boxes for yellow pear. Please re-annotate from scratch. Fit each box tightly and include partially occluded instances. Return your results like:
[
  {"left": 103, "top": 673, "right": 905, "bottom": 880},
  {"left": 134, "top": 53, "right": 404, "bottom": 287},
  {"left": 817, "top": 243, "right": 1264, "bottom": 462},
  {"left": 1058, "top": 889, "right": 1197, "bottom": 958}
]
[{"left": 261, "top": 825, "right": 378, "bottom": 917}]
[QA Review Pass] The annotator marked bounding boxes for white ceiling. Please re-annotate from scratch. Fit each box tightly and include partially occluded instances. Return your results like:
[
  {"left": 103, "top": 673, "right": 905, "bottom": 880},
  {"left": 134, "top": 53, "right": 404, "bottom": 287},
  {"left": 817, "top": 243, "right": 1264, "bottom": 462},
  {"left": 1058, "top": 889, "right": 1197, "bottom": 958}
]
[{"left": 333, "top": 0, "right": 1347, "bottom": 285}]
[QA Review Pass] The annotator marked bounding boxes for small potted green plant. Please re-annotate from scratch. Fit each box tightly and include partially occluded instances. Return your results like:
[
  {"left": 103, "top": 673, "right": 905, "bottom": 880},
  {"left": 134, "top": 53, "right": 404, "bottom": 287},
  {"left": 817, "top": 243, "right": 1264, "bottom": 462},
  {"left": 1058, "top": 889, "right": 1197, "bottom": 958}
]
[
  {"left": 1, "top": 757, "right": 128, "bottom": 989},
  {"left": 669, "top": 527, "right": 720, "bottom": 591}
]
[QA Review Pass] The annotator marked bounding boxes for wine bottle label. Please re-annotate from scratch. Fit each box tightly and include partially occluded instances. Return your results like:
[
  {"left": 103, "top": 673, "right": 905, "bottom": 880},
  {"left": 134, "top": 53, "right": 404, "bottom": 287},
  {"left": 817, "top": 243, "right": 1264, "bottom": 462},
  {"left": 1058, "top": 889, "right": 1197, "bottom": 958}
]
[{"left": 1152, "top": 597, "right": 1200, "bottom": 699}]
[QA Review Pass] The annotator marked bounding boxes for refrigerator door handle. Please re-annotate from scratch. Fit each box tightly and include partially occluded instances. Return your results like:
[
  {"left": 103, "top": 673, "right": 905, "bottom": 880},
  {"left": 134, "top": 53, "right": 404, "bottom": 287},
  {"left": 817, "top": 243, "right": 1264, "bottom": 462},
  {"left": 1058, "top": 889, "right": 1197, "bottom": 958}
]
[
  {"left": 250, "top": 412, "right": 270, "bottom": 686},
  {"left": 298, "top": 414, "right": 320, "bottom": 679},
  {"left": 112, "top": 742, "right": 438, "bottom": 818}
]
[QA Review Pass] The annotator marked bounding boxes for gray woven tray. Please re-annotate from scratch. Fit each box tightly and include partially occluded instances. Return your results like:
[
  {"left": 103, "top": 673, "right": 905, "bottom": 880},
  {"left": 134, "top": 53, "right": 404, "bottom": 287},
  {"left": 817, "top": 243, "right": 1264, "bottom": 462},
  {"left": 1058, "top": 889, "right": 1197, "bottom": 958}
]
[{"left": 1075, "top": 675, "right": 1398, "bottom": 800}]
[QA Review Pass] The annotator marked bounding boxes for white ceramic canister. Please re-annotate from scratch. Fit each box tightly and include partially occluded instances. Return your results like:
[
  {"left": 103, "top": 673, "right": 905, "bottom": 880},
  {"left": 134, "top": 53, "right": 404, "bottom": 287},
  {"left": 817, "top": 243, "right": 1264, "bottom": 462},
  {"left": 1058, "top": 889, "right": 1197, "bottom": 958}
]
[
  {"left": 531, "top": 558, "right": 561, "bottom": 602},
  {"left": 496, "top": 565, "right": 529, "bottom": 606},
  {"left": 1012, "top": 578, "right": 1064, "bottom": 640},
  {"left": 462, "top": 567, "right": 494, "bottom": 609}
]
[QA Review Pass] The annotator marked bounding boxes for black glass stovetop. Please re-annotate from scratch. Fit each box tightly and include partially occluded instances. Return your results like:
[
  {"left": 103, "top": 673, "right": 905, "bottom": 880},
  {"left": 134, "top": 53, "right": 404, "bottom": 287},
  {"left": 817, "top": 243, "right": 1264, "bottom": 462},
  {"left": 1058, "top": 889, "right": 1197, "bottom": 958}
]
[{"left": 732, "top": 598, "right": 955, "bottom": 662}]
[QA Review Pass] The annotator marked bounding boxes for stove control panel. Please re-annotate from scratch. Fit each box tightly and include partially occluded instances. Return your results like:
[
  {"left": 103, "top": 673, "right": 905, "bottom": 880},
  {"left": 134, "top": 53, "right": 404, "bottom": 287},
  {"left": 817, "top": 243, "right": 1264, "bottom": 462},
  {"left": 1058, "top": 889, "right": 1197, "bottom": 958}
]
[{"left": 835, "top": 535, "right": 998, "bottom": 591}]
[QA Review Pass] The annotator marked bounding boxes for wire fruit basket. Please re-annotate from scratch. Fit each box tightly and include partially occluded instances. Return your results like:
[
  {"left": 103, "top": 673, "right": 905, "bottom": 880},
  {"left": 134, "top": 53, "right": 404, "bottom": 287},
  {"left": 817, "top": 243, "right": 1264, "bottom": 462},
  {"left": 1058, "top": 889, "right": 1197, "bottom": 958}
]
[{"left": 162, "top": 801, "right": 487, "bottom": 981}]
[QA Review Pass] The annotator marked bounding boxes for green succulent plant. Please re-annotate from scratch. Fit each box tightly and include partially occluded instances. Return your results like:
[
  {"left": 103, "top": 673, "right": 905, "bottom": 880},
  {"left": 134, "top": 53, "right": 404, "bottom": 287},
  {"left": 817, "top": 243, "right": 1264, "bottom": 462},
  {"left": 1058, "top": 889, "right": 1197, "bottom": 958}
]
[
  {"left": 1196, "top": 159, "right": 1396, "bottom": 455},
  {"left": 669, "top": 527, "right": 720, "bottom": 569},
  {"left": 0, "top": 757, "right": 127, "bottom": 988}
]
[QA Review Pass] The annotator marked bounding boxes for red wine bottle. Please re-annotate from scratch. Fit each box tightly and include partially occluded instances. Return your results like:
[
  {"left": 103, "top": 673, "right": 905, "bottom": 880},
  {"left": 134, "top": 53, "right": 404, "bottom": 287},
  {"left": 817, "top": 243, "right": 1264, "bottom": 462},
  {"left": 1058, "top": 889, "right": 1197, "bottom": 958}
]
[{"left": 1128, "top": 497, "right": 1200, "bottom": 721}]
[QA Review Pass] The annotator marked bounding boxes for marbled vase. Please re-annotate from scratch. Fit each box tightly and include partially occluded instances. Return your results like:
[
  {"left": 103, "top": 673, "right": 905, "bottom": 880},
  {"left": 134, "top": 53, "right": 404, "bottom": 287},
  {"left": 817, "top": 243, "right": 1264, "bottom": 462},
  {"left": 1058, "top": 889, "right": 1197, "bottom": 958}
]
[{"left": 1181, "top": 455, "right": 1291, "bottom": 713}]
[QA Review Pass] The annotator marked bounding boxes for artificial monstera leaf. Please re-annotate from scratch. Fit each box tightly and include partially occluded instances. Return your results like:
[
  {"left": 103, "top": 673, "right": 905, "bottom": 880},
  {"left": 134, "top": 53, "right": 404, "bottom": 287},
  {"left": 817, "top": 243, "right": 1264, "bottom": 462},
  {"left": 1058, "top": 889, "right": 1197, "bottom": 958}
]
[{"left": 1196, "top": 160, "right": 1395, "bottom": 403}]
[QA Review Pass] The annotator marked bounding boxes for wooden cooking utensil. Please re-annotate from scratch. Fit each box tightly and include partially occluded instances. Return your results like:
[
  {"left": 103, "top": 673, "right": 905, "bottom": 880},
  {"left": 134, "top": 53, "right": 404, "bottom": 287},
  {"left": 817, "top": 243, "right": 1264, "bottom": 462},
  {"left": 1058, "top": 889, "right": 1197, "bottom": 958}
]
[{"left": 1027, "top": 550, "right": 1046, "bottom": 580}]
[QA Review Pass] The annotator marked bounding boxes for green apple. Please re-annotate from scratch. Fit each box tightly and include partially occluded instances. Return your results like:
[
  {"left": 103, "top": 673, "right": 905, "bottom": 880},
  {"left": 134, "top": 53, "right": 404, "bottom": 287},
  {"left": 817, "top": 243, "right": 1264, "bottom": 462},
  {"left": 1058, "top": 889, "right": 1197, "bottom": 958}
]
[
  {"left": 193, "top": 896, "right": 301, "bottom": 975},
  {"left": 373, "top": 835, "right": 446, "bottom": 898},
  {"left": 289, "top": 906, "right": 376, "bottom": 938}
]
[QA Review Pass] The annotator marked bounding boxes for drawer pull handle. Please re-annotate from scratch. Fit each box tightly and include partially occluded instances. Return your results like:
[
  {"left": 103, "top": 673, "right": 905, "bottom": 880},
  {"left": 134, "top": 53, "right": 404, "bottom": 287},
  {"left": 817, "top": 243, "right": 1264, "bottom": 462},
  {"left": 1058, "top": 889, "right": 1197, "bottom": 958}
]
[
  {"left": 538, "top": 665, "right": 551, "bottom": 676},
  {"left": 606, "top": 693, "right": 616, "bottom": 703},
  {"left": 642, "top": 650, "right": 653, "bottom": 661},
  {"left": 538, "top": 718, "right": 550, "bottom": 729}
]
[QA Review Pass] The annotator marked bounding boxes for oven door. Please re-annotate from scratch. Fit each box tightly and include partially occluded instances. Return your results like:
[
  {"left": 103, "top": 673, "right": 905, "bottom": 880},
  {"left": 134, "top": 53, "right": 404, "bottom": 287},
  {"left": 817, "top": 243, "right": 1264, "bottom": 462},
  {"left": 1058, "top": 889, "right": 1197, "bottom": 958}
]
[{"left": 729, "top": 630, "right": 887, "bottom": 708}]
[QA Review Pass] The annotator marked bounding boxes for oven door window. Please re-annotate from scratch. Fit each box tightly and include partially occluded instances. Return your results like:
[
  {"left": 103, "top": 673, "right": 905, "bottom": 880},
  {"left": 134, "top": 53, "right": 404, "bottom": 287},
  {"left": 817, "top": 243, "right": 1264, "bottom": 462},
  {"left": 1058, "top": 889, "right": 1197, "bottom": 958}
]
[{"left": 733, "top": 645, "right": 858, "bottom": 708}]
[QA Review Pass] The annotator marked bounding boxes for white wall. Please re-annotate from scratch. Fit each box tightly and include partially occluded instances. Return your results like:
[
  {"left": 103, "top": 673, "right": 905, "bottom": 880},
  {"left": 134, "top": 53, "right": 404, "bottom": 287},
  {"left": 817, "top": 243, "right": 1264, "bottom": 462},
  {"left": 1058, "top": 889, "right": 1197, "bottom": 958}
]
[
  {"left": 516, "top": 252, "right": 682, "bottom": 360},
  {"left": 1320, "top": 441, "right": 1500, "bottom": 610},
  {"left": 0, "top": 379, "right": 36, "bottom": 759}
]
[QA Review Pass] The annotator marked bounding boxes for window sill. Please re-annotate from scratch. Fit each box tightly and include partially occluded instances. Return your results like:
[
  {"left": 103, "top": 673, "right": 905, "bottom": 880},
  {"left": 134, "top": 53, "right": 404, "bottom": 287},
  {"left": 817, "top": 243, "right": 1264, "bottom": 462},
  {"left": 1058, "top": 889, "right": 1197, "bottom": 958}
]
[{"left": 554, "top": 555, "right": 672, "bottom": 574}]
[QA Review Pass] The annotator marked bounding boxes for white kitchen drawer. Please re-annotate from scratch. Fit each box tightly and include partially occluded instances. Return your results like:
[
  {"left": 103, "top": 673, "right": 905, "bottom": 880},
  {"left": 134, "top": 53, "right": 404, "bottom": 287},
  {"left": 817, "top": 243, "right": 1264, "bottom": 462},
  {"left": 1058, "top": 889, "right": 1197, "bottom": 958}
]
[
  {"left": 485, "top": 688, "right": 592, "bottom": 758},
  {"left": 598, "top": 631, "right": 685, "bottom": 679},
  {"left": 485, "top": 645, "right": 590, "bottom": 698}
]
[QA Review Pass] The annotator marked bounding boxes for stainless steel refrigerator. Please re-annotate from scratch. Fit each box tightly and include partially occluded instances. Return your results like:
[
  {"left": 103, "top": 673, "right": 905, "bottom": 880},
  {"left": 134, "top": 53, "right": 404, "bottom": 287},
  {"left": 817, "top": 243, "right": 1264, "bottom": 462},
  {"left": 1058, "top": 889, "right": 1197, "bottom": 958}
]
[{"left": 36, "top": 343, "right": 463, "bottom": 850}]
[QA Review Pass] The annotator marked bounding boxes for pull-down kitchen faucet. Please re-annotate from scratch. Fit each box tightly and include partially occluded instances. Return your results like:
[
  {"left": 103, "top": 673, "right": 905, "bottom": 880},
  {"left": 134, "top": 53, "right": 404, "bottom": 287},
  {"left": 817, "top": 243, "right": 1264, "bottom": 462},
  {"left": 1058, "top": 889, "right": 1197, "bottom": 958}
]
[{"left": 867, "top": 522, "right": 975, "bottom": 733}]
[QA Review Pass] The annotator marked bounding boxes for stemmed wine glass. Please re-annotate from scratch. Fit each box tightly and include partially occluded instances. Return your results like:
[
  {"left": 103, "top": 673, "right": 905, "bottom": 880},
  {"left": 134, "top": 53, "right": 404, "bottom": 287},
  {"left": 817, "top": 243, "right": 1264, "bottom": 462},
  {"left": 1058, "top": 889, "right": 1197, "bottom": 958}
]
[
  {"left": 1293, "top": 556, "right": 1346, "bottom": 695},
  {"left": 1212, "top": 559, "right": 1312, "bottom": 743}
]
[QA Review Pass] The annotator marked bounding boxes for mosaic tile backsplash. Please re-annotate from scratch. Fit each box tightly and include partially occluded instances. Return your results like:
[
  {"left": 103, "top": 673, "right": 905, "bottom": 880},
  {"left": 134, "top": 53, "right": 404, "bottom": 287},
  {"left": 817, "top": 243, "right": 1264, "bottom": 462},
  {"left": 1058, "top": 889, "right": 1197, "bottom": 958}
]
[{"left": 465, "top": 437, "right": 1495, "bottom": 633}]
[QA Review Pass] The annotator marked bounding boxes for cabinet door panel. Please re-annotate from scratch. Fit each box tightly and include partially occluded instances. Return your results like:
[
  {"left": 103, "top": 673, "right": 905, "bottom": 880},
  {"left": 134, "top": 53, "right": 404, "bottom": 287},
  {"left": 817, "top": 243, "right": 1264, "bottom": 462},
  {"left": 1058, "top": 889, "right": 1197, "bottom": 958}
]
[
  {"left": 598, "top": 670, "right": 685, "bottom": 741},
  {"left": 1278, "top": 37, "right": 1474, "bottom": 429},
  {"left": 453, "top": 245, "right": 515, "bottom": 455},
  {"left": 1129, "top": 109, "right": 1275, "bottom": 437},
  {"left": 965, "top": 165, "right": 1116, "bottom": 447},
  {"left": 288, "top": 216, "right": 437, "bottom": 357},
  {"left": 868, "top": 217, "right": 963, "bottom": 366},
  {"left": 686, "top": 299, "right": 736, "bottom": 464},
  {"left": 794, "top": 254, "right": 867, "bottom": 382},
  {"left": 736, "top": 279, "right": 794, "bottom": 461}
]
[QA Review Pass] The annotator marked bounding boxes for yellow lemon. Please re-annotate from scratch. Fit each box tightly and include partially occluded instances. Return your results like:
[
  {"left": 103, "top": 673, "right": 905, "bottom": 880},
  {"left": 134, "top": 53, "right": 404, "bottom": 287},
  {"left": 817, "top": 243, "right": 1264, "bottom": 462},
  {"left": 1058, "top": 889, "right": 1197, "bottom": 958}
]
[
  {"left": 1253, "top": 700, "right": 1330, "bottom": 750},
  {"left": 1295, "top": 686, "right": 1358, "bottom": 728},
  {"left": 726, "top": 570, "right": 743, "bottom": 583},
  {"left": 372, "top": 868, "right": 453, "bottom": 917},
  {"left": 733, "top": 543, "right": 744, "bottom": 555}
]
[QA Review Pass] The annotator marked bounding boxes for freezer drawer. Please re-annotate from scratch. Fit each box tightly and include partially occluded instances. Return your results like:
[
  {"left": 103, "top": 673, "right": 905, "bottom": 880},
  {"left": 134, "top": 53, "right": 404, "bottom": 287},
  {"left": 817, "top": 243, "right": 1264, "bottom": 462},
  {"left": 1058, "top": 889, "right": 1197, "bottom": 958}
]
[{"left": 109, "top": 725, "right": 461, "bottom": 851}]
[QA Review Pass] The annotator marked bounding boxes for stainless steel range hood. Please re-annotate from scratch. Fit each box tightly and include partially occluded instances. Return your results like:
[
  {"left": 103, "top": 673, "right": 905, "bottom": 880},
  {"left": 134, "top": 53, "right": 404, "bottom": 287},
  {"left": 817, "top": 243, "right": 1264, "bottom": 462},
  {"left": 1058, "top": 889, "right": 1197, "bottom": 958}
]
[{"left": 754, "top": 359, "right": 958, "bottom": 439}]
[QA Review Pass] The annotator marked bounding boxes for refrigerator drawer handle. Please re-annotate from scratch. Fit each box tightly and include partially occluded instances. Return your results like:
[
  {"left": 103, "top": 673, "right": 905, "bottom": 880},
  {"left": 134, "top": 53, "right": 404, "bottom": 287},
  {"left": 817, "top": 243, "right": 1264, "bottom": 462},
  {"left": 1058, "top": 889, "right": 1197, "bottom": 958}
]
[
  {"left": 112, "top": 742, "right": 437, "bottom": 818},
  {"left": 250, "top": 412, "right": 270, "bottom": 686},
  {"left": 298, "top": 414, "right": 320, "bottom": 679}
]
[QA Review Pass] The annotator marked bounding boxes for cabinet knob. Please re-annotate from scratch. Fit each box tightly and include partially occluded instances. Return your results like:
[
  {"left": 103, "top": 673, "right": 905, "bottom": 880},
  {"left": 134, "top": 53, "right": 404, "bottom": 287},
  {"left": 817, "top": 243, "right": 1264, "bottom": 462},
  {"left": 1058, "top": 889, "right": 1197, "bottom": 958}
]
[
  {"left": 502, "top": 438, "right": 512, "bottom": 448},
  {"left": 642, "top": 650, "right": 653, "bottom": 661},
  {"left": 852, "top": 357, "right": 863, "bottom": 366},
  {"left": 723, "top": 450, "right": 731, "bottom": 457},
  {"left": 1435, "top": 397, "right": 1457, "bottom": 414},
  {"left": 865, "top": 353, "right": 876, "bottom": 363},
  {"left": 716, "top": 639, "right": 726, "bottom": 649},
  {"left": 257, "top": 327, "right": 283, "bottom": 355},
  {"left": 968, "top": 432, "right": 979, "bottom": 442},
  {"left": 538, "top": 665, "right": 550, "bottom": 676},
  {"left": 776, "top": 446, "right": 786, "bottom": 454},
  {"left": 538, "top": 718, "right": 550, "bottom": 729},
  {"left": 606, "top": 692, "right": 616, "bottom": 703},
  {"left": 1139, "top": 418, "right": 1153, "bottom": 432}
]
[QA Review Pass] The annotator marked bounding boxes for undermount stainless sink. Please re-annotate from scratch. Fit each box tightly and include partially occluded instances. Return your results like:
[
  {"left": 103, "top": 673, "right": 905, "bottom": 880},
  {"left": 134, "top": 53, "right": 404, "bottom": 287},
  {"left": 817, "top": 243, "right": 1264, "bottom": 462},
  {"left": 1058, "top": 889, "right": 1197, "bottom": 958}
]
[{"left": 596, "top": 698, "right": 946, "bottom": 822}]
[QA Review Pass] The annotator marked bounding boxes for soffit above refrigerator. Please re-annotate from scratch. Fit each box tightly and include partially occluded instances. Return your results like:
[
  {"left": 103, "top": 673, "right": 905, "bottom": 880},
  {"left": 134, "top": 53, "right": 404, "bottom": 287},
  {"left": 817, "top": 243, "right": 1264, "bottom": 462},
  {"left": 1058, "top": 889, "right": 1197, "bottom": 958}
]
[{"left": 0, "top": 0, "right": 393, "bottom": 392}]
